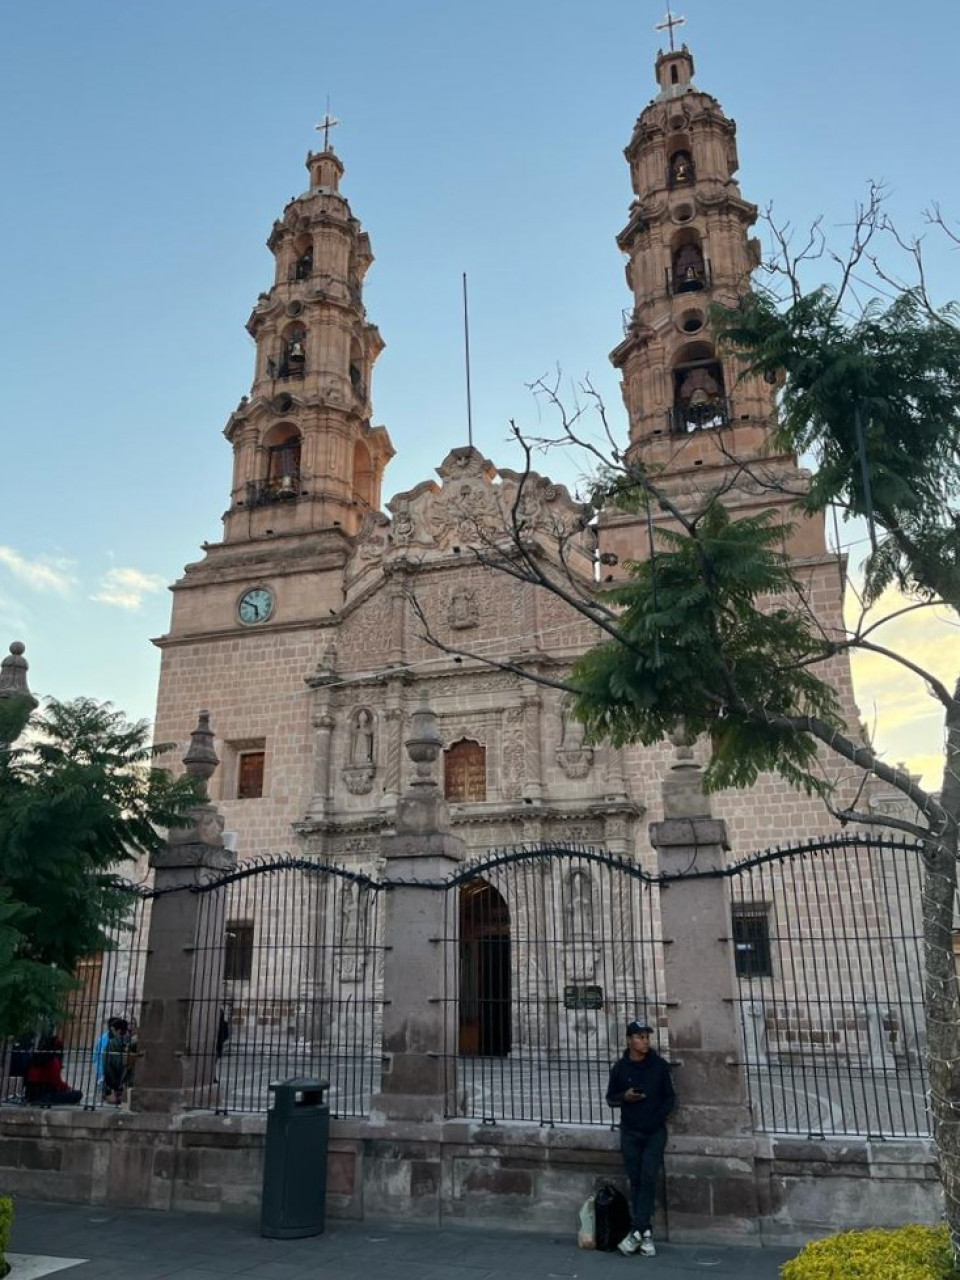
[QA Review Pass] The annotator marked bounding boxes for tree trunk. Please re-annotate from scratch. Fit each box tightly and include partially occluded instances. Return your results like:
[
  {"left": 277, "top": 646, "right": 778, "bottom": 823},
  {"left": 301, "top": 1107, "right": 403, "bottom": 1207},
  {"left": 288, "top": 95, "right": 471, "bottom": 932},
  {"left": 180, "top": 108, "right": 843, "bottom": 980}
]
[{"left": 926, "top": 702, "right": 960, "bottom": 1264}]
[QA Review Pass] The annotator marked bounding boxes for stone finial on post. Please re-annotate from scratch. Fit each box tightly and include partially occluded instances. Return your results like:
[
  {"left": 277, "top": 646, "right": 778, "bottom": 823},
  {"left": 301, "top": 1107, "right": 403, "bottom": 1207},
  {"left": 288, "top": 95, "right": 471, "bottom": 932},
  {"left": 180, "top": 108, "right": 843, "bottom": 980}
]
[
  {"left": 131, "top": 710, "right": 236, "bottom": 1114},
  {"left": 648, "top": 725, "right": 759, "bottom": 1239},
  {"left": 0, "top": 641, "right": 38, "bottom": 744},
  {"left": 372, "top": 698, "right": 466, "bottom": 1123},
  {"left": 396, "top": 701, "right": 449, "bottom": 836}
]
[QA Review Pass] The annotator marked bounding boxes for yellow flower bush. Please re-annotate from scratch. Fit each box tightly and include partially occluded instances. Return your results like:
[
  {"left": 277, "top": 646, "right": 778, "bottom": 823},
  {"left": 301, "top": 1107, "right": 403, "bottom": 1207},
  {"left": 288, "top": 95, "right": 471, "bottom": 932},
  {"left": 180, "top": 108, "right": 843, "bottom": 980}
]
[
  {"left": 781, "top": 1226, "right": 953, "bottom": 1280},
  {"left": 0, "top": 1196, "right": 13, "bottom": 1279}
]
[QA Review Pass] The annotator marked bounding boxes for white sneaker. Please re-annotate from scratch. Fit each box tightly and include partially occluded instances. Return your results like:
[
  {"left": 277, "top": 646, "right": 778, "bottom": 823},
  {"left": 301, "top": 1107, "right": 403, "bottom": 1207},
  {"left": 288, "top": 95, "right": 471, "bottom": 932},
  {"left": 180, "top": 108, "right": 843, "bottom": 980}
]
[
  {"left": 639, "top": 1229, "right": 656, "bottom": 1257},
  {"left": 618, "top": 1229, "right": 642, "bottom": 1256}
]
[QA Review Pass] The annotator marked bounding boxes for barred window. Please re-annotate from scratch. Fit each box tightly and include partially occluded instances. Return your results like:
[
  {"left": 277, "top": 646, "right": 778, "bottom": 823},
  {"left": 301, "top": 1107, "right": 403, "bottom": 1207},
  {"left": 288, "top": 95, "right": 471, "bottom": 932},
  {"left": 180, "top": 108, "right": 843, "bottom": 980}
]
[
  {"left": 732, "top": 904, "right": 772, "bottom": 979},
  {"left": 224, "top": 921, "right": 254, "bottom": 983}
]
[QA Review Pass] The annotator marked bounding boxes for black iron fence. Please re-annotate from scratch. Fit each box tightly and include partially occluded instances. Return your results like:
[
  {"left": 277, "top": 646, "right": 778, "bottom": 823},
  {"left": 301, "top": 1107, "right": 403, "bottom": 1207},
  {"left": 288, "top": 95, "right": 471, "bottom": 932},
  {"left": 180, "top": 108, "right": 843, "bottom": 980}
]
[
  {"left": 728, "top": 834, "right": 929, "bottom": 1138},
  {"left": 188, "top": 858, "right": 384, "bottom": 1115},
  {"left": 1, "top": 887, "right": 152, "bottom": 1112},
  {"left": 1, "top": 835, "right": 936, "bottom": 1140},
  {"left": 439, "top": 847, "right": 665, "bottom": 1127}
]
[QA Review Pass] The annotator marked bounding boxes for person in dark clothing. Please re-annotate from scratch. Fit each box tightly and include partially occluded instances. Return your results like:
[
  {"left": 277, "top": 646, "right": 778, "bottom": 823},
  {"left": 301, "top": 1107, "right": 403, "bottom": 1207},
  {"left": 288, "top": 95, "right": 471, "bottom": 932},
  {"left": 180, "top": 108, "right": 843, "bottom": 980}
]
[
  {"left": 605, "top": 1019, "right": 675, "bottom": 1257},
  {"left": 23, "top": 1035, "right": 82, "bottom": 1108}
]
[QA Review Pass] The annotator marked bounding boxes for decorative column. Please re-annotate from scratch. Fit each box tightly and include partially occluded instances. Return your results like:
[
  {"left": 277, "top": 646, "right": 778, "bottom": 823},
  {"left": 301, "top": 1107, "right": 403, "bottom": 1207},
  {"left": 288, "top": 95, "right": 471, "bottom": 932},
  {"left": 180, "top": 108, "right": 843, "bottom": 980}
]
[
  {"left": 648, "top": 730, "right": 758, "bottom": 1239},
  {"left": 521, "top": 690, "right": 543, "bottom": 804},
  {"left": 130, "top": 711, "right": 237, "bottom": 1113},
  {"left": 370, "top": 702, "right": 466, "bottom": 1122},
  {"left": 304, "top": 642, "right": 337, "bottom": 823}
]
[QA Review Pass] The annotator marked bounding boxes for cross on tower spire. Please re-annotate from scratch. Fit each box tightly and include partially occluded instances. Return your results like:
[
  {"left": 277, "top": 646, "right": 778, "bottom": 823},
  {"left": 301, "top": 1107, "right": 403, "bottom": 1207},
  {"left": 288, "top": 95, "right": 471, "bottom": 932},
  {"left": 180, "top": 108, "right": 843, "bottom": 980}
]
[
  {"left": 654, "top": 7, "right": 686, "bottom": 51},
  {"left": 315, "top": 109, "right": 340, "bottom": 153}
]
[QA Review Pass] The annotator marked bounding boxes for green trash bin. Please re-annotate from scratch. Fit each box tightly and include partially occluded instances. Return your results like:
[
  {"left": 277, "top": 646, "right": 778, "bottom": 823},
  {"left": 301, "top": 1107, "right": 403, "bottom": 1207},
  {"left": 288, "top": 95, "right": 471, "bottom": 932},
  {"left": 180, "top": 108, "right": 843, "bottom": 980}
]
[{"left": 260, "top": 1078, "right": 330, "bottom": 1239}]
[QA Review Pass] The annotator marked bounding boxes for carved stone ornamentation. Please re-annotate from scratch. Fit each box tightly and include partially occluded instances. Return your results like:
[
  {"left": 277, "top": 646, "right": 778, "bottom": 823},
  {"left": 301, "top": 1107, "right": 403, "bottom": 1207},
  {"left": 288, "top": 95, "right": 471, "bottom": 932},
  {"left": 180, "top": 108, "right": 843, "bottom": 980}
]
[
  {"left": 556, "top": 698, "right": 594, "bottom": 779},
  {"left": 448, "top": 585, "right": 479, "bottom": 630},
  {"left": 502, "top": 705, "right": 525, "bottom": 800}
]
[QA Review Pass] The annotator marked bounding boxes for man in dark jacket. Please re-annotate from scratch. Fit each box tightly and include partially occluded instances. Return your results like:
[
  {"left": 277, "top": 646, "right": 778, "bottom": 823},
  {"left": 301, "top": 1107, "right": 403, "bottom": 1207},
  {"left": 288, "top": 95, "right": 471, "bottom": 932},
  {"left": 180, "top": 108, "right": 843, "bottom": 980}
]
[{"left": 605, "top": 1019, "right": 675, "bottom": 1257}]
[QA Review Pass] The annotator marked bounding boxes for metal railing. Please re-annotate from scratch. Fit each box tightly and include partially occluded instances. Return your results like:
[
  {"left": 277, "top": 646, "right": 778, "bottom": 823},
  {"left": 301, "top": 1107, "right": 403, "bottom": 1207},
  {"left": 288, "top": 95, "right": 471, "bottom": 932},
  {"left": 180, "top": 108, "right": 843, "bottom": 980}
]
[
  {"left": 438, "top": 846, "right": 666, "bottom": 1127},
  {"left": 668, "top": 397, "right": 731, "bottom": 434},
  {"left": 1, "top": 887, "right": 152, "bottom": 1112},
  {"left": 188, "top": 859, "right": 385, "bottom": 1116},
  {"left": 729, "top": 834, "right": 929, "bottom": 1138}
]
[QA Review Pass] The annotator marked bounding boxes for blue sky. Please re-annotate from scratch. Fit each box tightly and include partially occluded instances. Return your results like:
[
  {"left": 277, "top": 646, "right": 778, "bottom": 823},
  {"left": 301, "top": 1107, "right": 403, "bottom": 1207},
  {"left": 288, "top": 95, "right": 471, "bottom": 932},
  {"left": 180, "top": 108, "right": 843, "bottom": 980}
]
[{"left": 2, "top": 1, "right": 958, "bottom": 779}]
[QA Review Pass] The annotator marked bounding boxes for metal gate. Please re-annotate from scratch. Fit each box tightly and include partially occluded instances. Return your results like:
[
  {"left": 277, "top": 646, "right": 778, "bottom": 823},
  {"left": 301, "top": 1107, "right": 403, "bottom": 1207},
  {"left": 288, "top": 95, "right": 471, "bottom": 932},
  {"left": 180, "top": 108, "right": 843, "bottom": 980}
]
[
  {"left": 728, "top": 834, "right": 929, "bottom": 1138},
  {"left": 438, "top": 845, "right": 665, "bottom": 1126}
]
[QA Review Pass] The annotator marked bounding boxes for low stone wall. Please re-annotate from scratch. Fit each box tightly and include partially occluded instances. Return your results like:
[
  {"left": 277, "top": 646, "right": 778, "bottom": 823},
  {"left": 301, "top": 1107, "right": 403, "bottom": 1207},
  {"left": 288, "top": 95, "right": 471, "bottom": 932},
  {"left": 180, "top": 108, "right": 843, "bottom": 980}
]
[{"left": 0, "top": 1106, "right": 941, "bottom": 1243}]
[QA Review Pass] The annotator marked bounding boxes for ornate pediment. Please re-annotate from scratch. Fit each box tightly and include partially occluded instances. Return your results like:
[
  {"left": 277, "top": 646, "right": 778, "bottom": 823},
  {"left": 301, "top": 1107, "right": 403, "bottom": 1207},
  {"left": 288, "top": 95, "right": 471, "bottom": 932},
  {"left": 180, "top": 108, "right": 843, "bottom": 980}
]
[{"left": 345, "top": 446, "right": 592, "bottom": 590}]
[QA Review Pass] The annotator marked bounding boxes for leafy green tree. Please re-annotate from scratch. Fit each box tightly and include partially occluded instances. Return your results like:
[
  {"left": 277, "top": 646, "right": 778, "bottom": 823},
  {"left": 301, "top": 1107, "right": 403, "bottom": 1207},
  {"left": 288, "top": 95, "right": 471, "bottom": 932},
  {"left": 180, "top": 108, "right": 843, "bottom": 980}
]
[
  {"left": 0, "top": 693, "right": 201, "bottom": 1038},
  {"left": 414, "top": 206, "right": 960, "bottom": 1256}
]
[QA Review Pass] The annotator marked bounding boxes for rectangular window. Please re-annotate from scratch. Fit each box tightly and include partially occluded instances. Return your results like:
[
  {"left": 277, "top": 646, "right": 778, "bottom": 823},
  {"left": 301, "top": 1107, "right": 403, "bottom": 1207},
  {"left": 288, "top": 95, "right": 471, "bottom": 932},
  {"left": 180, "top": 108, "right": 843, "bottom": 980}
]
[
  {"left": 224, "top": 921, "right": 254, "bottom": 983},
  {"left": 732, "top": 904, "right": 773, "bottom": 979},
  {"left": 237, "top": 750, "right": 265, "bottom": 800}
]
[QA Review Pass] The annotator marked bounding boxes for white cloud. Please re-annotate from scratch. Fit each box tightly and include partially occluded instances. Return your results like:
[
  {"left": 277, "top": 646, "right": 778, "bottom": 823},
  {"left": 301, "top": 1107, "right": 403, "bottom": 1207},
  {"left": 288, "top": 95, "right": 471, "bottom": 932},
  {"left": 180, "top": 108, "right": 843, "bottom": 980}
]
[
  {"left": 0, "top": 545, "right": 76, "bottom": 594},
  {"left": 91, "top": 566, "right": 167, "bottom": 611}
]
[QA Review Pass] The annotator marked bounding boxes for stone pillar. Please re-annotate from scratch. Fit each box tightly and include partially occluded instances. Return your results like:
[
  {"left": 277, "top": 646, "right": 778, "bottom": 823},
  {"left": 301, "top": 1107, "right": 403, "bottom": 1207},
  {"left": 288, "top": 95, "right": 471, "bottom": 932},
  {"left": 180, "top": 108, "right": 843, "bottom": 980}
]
[
  {"left": 130, "top": 712, "right": 237, "bottom": 1113},
  {"left": 0, "top": 641, "right": 38, "bottom": 744},
  {"left": 370, "top": 702, "right": 466, "bottom": 1123},
  {"left": 649, "top": 730, "right": 759, "bottom": 1239}
]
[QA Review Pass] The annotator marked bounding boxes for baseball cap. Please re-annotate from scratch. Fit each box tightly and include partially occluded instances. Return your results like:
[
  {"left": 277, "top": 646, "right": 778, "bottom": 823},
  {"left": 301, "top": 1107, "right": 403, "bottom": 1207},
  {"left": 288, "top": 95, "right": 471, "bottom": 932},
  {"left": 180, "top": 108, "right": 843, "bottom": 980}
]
[{"left": 626, "top": 1020, "right": 653, "bottom": 1036}]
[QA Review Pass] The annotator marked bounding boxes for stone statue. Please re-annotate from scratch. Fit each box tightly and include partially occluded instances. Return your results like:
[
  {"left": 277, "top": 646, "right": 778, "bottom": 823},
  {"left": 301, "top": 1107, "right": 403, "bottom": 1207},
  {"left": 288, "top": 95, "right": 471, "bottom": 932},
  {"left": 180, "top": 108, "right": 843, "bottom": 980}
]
[{"left": 351, "top": 708, "right": 375, "bottom": 764}]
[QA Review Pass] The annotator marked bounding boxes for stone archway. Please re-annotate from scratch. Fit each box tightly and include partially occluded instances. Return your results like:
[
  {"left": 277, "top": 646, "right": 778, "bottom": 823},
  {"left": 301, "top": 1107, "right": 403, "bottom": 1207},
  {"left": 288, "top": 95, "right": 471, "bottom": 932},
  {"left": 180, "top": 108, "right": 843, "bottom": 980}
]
[{"left": 459, "top": 880, "right": 511, "bottom": 1057}]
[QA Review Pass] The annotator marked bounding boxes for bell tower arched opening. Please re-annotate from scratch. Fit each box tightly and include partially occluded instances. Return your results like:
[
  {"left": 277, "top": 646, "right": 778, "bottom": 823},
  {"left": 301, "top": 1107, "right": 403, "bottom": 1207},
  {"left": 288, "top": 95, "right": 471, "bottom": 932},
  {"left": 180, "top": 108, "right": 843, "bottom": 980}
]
[
  {"left": 671, "top": 340, "right": 727, "bottom": 433},
  {"left": 262, "top": 422, "right": 302, "bottom": 497},
  {"left": 671, "top": 229, "right": 708, "bottom": 294},
  {"left": 279, "top": 323, "right": 306, "bottom": 379},
  {"left": 459, "top": 880, "right": 511, "bottom": 1057},
  {"left": 292, "top": 233, "right": 313, "bottom": 282}
]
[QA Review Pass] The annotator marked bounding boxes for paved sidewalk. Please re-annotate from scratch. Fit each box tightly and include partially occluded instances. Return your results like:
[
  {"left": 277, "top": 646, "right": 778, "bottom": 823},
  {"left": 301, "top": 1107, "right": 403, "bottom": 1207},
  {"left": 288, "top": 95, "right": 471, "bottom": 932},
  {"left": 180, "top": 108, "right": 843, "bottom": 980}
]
[{"left": 8, "top": 1199, "right": 796, "bottom": 1279}]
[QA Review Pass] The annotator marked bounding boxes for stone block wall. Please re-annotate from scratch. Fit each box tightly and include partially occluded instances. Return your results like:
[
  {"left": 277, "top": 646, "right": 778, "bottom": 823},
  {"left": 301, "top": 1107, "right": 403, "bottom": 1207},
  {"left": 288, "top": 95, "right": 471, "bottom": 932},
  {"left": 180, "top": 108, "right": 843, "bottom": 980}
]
[{"left": 0, "top": 1107, "right": 941, "bottom": 1244}]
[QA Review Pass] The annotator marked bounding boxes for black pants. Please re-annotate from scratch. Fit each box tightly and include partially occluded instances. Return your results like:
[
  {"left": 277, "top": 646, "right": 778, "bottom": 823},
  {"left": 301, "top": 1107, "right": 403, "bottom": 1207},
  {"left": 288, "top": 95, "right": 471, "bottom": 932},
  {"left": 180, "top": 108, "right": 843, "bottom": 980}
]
[{"left": 620, "top": 1126, "right": 667, "bottom": 1233}]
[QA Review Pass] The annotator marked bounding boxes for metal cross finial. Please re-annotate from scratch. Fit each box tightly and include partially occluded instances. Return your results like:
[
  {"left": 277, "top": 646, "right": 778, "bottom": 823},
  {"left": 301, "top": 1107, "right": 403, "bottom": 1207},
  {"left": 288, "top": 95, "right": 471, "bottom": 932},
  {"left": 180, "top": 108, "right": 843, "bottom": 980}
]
[
  {"left": 655, "top": 7, "right": 686, "bottom": 51},
  {"left": 315, "top": 109, "right": 340, "bottom": 153}
]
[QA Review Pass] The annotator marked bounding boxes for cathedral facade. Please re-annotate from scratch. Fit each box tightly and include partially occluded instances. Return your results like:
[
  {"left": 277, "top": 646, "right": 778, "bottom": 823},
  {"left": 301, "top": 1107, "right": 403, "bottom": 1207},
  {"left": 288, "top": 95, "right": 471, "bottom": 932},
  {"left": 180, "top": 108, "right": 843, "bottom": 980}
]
[{"left": 152, "top": 45, "right": 861, "bottom": 889}]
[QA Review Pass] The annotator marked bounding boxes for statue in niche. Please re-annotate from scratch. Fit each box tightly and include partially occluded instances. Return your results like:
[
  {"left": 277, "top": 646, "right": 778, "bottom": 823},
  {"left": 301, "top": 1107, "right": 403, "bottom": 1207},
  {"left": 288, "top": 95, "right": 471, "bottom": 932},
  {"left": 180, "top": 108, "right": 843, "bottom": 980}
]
[
  {"left": 449, "top": 585, "right": 479, "bottom": 630},
  {"left": 342, "top": 707, "right": 376, "bottom": 794},
  {"left": 670, "top": 150, "right": 695, "bottom": 186},
  {"left": 352, "top": 708, "right": 375, "bottom": 763},
  {"left": 566, "top": 868, "right": 594, "bottom": 940},
  {"left": 557, "top": 698, "right": 594, "bottom": 779}
]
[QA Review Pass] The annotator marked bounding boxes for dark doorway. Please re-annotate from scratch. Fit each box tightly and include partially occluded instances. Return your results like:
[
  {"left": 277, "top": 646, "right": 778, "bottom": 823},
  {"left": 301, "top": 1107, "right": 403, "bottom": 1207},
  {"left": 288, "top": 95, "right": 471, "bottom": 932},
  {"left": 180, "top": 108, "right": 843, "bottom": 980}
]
[{"left": 459, "top": 880, "right": 511, "bottom": 1057}]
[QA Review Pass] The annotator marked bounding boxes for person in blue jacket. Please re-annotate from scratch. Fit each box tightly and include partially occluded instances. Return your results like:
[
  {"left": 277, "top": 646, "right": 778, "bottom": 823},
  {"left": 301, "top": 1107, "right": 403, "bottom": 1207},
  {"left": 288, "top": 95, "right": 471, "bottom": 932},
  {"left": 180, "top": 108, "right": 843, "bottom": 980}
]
[{"left": 605, "top": 1019, "right": 676, "bottom": 1257}]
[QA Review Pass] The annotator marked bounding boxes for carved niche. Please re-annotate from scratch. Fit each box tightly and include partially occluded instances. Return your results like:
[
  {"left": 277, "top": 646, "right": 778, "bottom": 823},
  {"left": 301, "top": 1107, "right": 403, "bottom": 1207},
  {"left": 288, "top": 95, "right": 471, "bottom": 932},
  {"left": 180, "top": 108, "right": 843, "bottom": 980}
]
[
  {"left": 342, "top": 706, "right": 377, "bottom": 794},
  {"left": 556, "top": 697, "right": 594, "bottom": 779}
]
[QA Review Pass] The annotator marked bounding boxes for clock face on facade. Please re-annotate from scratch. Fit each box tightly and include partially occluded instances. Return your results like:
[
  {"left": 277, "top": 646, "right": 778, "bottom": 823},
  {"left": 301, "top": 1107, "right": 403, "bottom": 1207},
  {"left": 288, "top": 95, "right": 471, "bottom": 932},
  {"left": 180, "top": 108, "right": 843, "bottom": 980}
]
[{"left": 237, "top": 586, "right": 274, "bottom": 625}]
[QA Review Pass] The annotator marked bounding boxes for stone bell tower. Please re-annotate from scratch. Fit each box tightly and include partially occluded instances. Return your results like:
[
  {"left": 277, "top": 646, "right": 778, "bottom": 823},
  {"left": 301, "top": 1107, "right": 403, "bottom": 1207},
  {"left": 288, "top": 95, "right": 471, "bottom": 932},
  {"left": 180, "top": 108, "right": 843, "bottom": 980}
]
[
  {"left": 601, "top": 41, "right": 826, "bottom": 566},
  {"left": 154, "top": 131, "right": 396, "bottom": 782},
  {"left": 222, "top": 139, "right": 394, "bottom": 543}
]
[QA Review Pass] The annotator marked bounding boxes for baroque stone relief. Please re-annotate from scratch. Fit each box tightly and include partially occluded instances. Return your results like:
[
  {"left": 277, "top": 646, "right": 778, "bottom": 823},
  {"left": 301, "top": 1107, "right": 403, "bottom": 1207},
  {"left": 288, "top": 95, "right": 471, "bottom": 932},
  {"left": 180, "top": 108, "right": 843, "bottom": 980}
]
[
  {"left": 557, "top": 697, "right": 594, "bottom": 779},
  {"left": 345, "top": 446, "right": 591, "bottom": 590}
]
